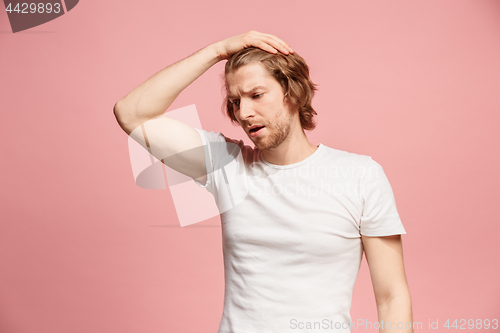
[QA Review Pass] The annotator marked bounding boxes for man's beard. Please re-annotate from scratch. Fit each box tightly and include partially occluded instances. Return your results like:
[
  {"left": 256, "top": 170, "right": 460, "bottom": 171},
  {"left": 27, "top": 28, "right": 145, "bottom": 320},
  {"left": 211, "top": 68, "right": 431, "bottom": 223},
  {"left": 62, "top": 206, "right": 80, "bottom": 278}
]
[{"left": 252, "top": 110, "right": 293, "bottom": 151}]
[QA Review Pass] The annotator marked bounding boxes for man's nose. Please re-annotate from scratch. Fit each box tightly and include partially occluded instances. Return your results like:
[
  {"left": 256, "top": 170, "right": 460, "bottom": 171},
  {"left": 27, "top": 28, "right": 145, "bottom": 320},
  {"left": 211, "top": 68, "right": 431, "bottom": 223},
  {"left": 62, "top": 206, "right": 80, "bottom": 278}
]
[{"left": 239, "top": 100, "right": 255, "bottom": 120}]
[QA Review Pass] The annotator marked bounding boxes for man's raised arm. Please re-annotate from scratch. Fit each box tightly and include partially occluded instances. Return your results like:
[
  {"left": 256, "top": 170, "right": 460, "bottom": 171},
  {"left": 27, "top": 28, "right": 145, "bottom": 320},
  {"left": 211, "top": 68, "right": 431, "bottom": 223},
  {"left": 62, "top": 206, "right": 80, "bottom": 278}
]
[
  {"left": 113, "top": 31, "right": 293, "bottom": 135},
  {"left": 113, "top": 44, "right": 219, "bottom": 135}
]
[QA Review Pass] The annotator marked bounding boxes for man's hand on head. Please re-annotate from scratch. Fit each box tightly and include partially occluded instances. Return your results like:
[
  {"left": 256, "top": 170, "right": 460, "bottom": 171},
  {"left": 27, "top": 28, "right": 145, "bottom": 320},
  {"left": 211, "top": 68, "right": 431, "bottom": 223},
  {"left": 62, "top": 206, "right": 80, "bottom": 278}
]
[{"left": 214, "top": 30, "right": 294, "bottom": 60}]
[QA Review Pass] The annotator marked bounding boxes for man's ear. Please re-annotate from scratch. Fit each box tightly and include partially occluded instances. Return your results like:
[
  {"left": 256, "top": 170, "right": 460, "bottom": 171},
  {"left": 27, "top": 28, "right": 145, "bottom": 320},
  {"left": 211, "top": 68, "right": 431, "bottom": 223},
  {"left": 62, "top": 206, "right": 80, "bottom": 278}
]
[{"left": 283, "top": 92, "right": 291, "bottom": 105}]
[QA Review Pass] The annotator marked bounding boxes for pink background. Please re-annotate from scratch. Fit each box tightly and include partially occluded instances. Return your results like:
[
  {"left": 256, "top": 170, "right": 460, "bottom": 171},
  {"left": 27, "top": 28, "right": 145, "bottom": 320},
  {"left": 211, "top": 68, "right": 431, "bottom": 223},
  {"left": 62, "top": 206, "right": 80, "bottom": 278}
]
[{"left": 1, "top": 0, "right": 499, "bottom": 332}]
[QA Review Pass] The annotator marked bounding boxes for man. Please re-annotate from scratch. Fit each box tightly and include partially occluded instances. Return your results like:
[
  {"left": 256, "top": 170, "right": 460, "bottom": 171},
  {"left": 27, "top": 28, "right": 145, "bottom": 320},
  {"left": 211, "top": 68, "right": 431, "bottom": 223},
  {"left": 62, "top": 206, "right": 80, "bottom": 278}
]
[{"left": 114, "top": 31, "right": 413, "bottom": 333}]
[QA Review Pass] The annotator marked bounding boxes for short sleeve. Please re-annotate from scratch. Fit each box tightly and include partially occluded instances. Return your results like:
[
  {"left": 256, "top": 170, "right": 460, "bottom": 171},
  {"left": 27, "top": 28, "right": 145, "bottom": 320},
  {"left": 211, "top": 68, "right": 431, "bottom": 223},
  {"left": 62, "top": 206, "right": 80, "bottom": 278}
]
[
  {"left": 192, "top": 128, "right": 250, "bottom": 214},
  {"left": 192, "top": 128, "right": 225, "bottom": 195},
  {"left": 359, "top": 158, "right": 407, "bottom": 236}
]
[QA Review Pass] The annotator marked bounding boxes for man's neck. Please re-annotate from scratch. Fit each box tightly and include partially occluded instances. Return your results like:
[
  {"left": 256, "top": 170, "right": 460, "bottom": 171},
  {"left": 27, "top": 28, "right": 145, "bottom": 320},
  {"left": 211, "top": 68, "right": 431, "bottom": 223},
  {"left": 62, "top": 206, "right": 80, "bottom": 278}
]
[{"left": 261, "top": 129, "right": 318, "bottom": 166}]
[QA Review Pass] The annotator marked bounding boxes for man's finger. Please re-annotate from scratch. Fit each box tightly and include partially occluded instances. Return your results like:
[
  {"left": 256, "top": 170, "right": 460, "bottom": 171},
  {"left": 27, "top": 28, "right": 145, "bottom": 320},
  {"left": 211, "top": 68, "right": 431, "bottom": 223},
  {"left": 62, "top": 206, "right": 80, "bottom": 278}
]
[
  {"left": 258, "top": 35, "right": 291, "bottom": 55},
  {"left": 262, "top": 33, "right": 294, "bottom": 53},
  {"left": 255, "top": 40, "right": 278, "bottom": 54}
]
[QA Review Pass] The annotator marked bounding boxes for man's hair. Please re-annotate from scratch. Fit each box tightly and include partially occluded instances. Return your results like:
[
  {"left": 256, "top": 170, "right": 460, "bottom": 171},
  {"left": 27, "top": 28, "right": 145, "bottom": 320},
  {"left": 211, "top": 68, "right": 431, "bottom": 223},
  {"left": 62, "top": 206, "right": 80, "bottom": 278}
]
[{"left": 222, "top": 47, "right": 318, "bottom": 131}]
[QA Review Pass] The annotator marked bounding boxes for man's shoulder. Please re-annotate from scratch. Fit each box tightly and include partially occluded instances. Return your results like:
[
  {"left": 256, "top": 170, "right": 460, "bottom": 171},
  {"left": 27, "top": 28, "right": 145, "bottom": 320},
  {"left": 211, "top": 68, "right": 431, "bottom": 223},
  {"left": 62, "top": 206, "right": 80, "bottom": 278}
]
[
  {"left": 195, "top": 128, "right": 257, "bottom": 164},
  {"left": 196, "top": 128, "right": 248, "bottom": 147},
  {"left": 320, "top": 144, "right": 375, "bottom": 166}
]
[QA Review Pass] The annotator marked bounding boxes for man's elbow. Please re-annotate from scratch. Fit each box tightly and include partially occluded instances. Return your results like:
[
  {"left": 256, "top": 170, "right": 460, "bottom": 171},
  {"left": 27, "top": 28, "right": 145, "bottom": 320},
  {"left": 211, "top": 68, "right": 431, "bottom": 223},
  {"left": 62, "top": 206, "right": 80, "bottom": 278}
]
[
  {"left": 113, "top": 99, "right": 128, "bottom": 118},
  {"left": 113, "top": 100, "right": 138, "bottom": 135},
  {"left": 376, "top": 285, "right": 412, "bottom": 308}
]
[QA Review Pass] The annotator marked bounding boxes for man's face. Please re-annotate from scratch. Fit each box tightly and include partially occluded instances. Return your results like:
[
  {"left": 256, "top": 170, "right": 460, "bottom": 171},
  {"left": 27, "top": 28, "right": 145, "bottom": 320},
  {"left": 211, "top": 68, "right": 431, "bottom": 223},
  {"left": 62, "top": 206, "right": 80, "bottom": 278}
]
[{"left": 226, "top": 62, "right": 297, "bottom": 151}]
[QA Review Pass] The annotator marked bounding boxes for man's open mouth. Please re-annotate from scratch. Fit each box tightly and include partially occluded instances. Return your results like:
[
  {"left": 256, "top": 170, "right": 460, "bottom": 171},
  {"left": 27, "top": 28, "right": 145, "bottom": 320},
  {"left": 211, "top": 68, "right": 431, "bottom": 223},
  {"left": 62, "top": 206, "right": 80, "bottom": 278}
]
[{"left": 249, "top": 126, "right": 265, "bottom": 133}]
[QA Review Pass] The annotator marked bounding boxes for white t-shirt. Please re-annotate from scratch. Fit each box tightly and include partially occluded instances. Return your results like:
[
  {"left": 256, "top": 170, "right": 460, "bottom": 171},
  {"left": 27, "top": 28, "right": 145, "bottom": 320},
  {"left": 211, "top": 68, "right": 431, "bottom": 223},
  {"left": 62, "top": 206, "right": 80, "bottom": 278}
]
[{"left": 193, "top": 128, "right": 406, "bottom": 333}]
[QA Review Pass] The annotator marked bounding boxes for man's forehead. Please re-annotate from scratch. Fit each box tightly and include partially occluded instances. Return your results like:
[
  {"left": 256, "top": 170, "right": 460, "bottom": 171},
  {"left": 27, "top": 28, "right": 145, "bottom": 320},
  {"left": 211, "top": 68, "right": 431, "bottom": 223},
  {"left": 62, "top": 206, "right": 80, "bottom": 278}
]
[
  {"left": 227, "top": 85, "right": 268, "bottom": 99},
  {"left": 226, "top": 63, "right": 273, "bottom": 98}
]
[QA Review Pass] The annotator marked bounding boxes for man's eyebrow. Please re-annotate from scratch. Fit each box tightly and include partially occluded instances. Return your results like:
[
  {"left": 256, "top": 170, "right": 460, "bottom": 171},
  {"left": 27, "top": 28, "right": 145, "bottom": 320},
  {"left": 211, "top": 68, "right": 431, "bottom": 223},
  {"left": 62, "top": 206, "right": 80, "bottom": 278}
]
[{"left": 228, "top": 86, "right": 266, "bottom": 99}]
